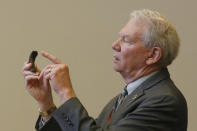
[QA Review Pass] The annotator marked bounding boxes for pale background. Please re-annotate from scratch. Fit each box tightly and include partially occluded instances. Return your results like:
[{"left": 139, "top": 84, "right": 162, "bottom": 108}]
[{"left": 0, "top": 0, "right": 196, "bottom": 131}]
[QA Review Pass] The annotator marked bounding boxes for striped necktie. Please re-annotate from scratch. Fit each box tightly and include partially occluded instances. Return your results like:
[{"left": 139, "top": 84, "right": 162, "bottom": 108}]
[
  {"left": 107, "top": 87, "right": 128, "bottom": 122},
  {"left": 114, "top": 87, "right": 128, "bottom": 111},
  {"left": 106, "top": 87, "right": 128, "bottom": 122}
]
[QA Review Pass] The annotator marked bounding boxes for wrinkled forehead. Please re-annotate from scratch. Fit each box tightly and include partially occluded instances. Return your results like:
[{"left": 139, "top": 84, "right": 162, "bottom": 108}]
[{"left": 119, "top": 19, "right": 147, "bottom": 40}]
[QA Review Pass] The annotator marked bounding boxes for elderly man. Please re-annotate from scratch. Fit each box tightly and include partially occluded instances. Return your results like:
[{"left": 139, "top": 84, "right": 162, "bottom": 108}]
[{"left": 22, "top": 9, "right": 187, "bottom": 131}]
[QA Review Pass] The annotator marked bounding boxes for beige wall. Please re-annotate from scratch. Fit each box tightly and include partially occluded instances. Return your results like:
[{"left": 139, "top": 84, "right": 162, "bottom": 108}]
[{"left": 0, "top": 0, "right": 196, "bottom": 130}]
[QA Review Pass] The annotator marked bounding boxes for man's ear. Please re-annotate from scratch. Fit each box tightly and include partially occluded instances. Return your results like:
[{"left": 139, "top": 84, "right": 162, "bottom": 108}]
[{"left": 146, "top": 47, "right": 162, "bottom": 65}]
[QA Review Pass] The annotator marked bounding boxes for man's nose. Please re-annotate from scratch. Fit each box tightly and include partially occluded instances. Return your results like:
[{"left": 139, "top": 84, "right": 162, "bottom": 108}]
[{"left": 112, "top": 39, "right": 121, "bottom": 52}]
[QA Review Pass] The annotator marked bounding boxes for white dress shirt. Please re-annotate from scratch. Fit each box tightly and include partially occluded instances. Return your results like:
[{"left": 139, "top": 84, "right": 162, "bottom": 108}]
[{"left": 126, "top": 71, "right": 158, "bottom": 96}]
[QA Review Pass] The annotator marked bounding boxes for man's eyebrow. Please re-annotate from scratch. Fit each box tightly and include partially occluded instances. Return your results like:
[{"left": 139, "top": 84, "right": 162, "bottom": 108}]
[{"left": 119, "top": 32, "right": 130, "bottom": 38}]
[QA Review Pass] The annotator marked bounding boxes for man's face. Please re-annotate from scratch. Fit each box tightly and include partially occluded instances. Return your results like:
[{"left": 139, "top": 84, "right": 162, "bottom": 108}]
[{"left": 112, "top": 19, "right": 150, "bottom": 74}]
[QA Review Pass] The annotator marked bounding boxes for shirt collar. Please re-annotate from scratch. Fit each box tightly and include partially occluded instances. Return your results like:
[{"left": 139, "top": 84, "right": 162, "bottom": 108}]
[{"left": 126, "top": 71, "right": 158, "bottom": 95}]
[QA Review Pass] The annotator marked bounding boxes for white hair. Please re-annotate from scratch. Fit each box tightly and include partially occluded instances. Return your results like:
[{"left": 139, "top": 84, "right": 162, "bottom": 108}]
[{"left": 130, "top": 9, "right": 180, "bottom": 67}]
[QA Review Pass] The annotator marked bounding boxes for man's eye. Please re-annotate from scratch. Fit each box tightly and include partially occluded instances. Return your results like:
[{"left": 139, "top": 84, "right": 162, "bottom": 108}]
[
  {"left": 123, "top": 38, "right": 128, "bottom": 42},
  {"left": 124, "top": 39, "right": 129, "bottom": 43},
  {"left": 124, "top": 38, "right": 133, "bottom": 44}
]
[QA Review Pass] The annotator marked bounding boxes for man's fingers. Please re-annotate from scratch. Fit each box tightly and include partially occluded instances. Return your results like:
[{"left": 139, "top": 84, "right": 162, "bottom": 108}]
[
  {"left": 41, "top": 51, "right": 62, "bottom": 64},
  {"left": 22, "top": 62, "right": 41, "bottom": 75},
  {"left": 23, "top": 71, "right": 39, "bottom": 77},
  {"left": 43, "top": 73, "right": 51, "bottom": 89},
  {"left": 25, "top": 75, "right": 39, "bottom": 83},
  {"left": 45, "top": 73, "right": 51, "bottom": 80},
  {"left": 22, "top": 62, "right": 32, "bottom": 71},
  {"left": 39, "top": 65, "right": 52, "bottom": 80}
]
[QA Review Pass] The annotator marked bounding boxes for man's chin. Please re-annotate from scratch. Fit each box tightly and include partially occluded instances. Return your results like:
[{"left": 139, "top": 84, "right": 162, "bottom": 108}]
[{"left": 113, "top": 65, "right": 121, "bottom": 72}]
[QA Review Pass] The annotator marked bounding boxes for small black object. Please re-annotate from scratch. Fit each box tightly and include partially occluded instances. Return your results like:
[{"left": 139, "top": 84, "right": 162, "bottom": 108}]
[{"left": 28, "top": 51, "right": 38, "bottom": 73}]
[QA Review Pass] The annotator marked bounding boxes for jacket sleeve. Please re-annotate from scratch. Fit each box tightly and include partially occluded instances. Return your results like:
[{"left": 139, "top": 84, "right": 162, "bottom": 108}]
[
  {"left": 35, "top": 95, "right": 184, "bottom": 131},
  {"left": 35, "top": 115, "right": 62, "bottom": 131}
]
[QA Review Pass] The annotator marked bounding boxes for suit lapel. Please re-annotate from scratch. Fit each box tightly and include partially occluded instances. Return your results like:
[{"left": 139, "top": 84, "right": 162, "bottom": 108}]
[
  {"left": 109, "top": 68, "right": 170, "bottom": 123},
  {"left": 112, "top": 87, "right": 144, "bottom": 117},
  {"left": 140, "top": 68, "right": 170, "bottom": 91},
  {"left": 125, "top": 68, "right": 170, "bottom": 105}
]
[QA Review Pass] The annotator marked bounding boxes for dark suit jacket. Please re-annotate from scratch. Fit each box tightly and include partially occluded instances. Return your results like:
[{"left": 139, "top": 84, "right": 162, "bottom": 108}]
[{"left": 36, "top": 68, "right": 188, "bottom": 131}]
